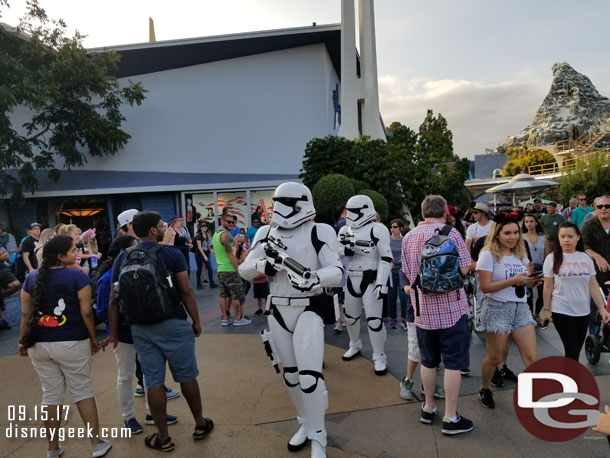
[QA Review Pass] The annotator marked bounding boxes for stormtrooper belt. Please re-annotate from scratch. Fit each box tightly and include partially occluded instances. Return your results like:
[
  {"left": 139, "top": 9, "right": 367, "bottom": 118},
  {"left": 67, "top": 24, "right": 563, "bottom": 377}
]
[{"left": 270, "top": 296, "right": 317, "bottom": 306}]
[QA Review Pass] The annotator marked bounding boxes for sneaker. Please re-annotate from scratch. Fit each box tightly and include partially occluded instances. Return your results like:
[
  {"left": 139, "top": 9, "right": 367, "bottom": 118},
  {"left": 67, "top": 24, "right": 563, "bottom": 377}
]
[
  {"left": 145, "top": 414, "right": 178, "bottom": 425},
  {"left": 441, "top": 413, "right": 474, "bottom": 435},
  {"left": 479, "top": 388, "right": 495, "bottom": 408},
  {"left": 491, "top": 368, "right": 504, "bottom": 388},
  {"left": 399, "top": 378, "right": 415, "bottom": 401},
  {"left": 501, "top": 365, "right": 518, "bottom": 383},
  {"left": 233, "top": 317, "right": 252, "bottom": 326},
  {"left": 221, "top": 318, "right": 231, "bottom": 326},
  {"left": 165, "top": 386, "right": 180, "bottom": 400},
  {"left": 210, "top": 283, "right": 219, "bottom": 288},
  {"left": 134, "top": 384, "right": 145, "bottom": 397},
  {"left": 0, "top": 319, "right": 11, "bottom": 330},
  {"left": 333, "top": 323, "right": 343, "bottom": 333},
  {"left": 263, "top": 310, "right": 271, "bottom": 316},
  {"left": 420, "top": 403, "right": 438, "bottom": 424},
  {"left": 401, "top": 320, "right": 408, "bottom": 331},
  {"left": 421, "top": 383, "right": 446, "bottom": 399},
  {"left": 124, "top": 418, "right": 143, "bottom": 434},
  {"left": 254, "top": 309, "right": 264, "bottom": 316},
  {"left": 47, "top": 448, "right": 64, "bottom": 458},
  {"left": 390, "top": 318, "right": 397, "bottom": 329},
  {"left": 92, "top": 440, "right": 112, "bottom": 458},
  {"left": 460, "top": 367, "right": 471, "bottom": 376}
]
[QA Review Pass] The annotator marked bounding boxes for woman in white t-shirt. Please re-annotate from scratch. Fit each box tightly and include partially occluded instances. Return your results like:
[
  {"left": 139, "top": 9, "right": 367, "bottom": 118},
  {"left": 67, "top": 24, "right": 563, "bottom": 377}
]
[
  {"left": 522, "top": 213, "right": 549, "bottom": 322},
  {"left": 476, "top": 212, "right": 539, "bottom": 409},
  {"left": 540, "top": 222, "right": 610, "bottom": 360}
]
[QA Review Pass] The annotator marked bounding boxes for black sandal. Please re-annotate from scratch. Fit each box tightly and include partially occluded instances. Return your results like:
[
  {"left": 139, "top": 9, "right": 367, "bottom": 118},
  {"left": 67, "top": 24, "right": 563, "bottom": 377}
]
[
  {"left": 193, "top": 417, "right": 214, "bottom": 440},
  {"left": 144, "top": 433, "right": 175, "bottom": 452}
]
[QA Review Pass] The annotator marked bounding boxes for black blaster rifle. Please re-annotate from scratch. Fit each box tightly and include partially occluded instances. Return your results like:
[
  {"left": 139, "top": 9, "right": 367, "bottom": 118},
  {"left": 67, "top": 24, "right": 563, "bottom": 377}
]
[{"left": 264, "top": 235, "right": 317, "bottom": 290}]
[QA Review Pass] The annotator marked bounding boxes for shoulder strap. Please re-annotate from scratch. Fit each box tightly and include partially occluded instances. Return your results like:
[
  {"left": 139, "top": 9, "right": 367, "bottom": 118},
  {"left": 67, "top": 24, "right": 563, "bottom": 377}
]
[{"left": 439, "top": 225, "right": 452, "bottom": 236}]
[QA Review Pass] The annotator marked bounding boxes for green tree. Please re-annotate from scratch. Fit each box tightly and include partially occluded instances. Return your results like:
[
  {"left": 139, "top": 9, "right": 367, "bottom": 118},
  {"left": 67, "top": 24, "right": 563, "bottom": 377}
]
[
  {"left": 312, "top": 174, "right": 355, "bottom": 224},
  {"left": 502, "top": 146, "right": 556, "bottom": 177},
  {"left": 0, "top": 0, "right": 146, "bottom": 198},
  {"left": 556, "top": 151, "right": 610, "bottom": 204},
  {"left": 300, "top": 136, "right": 355, "bottom": 189}
]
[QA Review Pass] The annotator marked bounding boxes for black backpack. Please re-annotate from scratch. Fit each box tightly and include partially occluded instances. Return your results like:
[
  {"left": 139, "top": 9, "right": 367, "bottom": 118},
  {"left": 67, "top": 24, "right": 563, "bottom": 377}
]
[{"left": 117, "top": 244, "right": 179, "bottom": 325}]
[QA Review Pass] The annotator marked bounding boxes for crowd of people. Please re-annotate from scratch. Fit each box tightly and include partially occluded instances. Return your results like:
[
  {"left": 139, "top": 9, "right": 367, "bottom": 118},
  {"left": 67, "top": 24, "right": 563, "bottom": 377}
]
[{"left": 1, "top": 190, "right": 610, "bottom": 455}]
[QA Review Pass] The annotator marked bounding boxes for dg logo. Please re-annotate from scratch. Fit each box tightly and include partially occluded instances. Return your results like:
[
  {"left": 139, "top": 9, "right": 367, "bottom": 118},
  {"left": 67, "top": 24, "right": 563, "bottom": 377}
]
[{"left": 513, "top": 356, "right": 601, "bottom": 442}]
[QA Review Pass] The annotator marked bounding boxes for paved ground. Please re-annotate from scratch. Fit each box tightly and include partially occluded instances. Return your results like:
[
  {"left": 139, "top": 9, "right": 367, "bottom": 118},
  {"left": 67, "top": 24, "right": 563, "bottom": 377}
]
[{"left": 0, "top": 280, "right": 609, "bottom": 457}]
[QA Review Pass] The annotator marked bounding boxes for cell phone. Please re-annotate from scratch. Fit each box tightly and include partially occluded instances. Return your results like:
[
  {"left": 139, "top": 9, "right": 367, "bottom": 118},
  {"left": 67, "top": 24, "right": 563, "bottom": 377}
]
[{"left": 529, "top": 271, "right": 543, "bottom": 278}]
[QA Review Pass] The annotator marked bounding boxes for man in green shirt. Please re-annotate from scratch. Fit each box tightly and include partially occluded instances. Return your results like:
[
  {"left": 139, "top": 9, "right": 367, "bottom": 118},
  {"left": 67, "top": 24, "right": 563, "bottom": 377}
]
[
  {"left": 212, "top": 213, "right": 250, "bottom": 327},
  {"left": 541, "top": 202, "right": 564, "bottom": 250},
  {"left": 570, "top": 194, "right": 593, "bottom": 228}
]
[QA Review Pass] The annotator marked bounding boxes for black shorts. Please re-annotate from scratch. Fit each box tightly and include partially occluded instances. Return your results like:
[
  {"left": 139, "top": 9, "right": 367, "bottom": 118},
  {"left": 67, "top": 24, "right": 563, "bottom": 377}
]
[
  {"left": 416, "top": 314, "right": 470, "bottom": 371},
  {"left": 253, "top": 281, "right": 270, "bottom": 299}
]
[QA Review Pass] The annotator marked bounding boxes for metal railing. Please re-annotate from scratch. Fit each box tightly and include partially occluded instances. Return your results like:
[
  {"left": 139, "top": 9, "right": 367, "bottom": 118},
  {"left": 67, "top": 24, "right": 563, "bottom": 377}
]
[{"left": 528, "top": 149, "right": 610, "bottom": 175}]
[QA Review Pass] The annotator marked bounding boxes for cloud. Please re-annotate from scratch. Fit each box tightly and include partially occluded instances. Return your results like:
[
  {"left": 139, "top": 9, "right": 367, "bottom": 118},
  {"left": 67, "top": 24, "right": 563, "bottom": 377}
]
[{"left": 378, "top": 75, "right": 550, "bottom": 159}]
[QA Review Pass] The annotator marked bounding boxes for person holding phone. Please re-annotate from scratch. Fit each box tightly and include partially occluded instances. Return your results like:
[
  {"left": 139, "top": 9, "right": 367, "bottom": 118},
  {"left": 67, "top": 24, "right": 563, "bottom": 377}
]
[
  {"left": 522, "top": 213, "right": 549, "bottom": 324},
  {"left": 476, "top": 212, "right": 539, "bottom": 409},
  {"left": 541, "top": 222, "right": 610, "bottom": 361}
]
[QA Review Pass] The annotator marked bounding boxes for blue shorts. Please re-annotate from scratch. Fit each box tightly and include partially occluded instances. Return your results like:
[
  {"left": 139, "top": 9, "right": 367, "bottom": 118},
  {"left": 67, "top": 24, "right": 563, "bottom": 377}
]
[
  {"left": 131, "top": 319, "right": 199, "bottom": 388},
  {"left": 482, "top": 297, "right": 536, "bottom": 334},
  {"left": 416, "top": 314, "right": 470, "bottom": 371}
]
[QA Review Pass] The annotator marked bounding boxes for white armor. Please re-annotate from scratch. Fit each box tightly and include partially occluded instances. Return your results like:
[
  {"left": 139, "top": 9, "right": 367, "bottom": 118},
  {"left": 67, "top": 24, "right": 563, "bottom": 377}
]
[
  {"left": 338, "top": 195, "right": 392, "bottom": 375},
  {"left": 239, "top": 182, "right": 343, "bottom": 458}
]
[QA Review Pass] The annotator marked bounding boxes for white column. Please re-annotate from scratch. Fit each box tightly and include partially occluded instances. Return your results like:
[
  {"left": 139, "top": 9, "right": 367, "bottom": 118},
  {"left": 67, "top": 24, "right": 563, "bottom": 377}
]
[
  {"left": 338, "top": 0, "right": 360, "bottom": 139},
  {"left": 359, "top": 0, "right": 385, "bottom": 140}
]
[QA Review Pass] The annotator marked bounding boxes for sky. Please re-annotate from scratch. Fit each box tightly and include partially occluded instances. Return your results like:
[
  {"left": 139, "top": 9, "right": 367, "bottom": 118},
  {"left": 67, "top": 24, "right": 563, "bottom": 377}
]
[{"left": 3, "top": 0, "right": 610, "bottom": 159}]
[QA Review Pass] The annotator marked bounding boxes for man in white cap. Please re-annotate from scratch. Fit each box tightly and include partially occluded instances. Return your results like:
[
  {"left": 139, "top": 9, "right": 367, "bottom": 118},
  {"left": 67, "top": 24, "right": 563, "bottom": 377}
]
[
  {"left": 465, "top": 203, "right": 492, "bottom": 253},
  {"left": 117, "top": 209, "right": 139, "bottom": 237}
]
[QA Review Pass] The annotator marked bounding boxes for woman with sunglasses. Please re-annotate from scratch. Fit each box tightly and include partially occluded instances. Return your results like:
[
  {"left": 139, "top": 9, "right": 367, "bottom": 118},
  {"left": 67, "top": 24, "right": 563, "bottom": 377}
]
[
  {"left": 388, "top": 219, "right": 408, "bottom": 330},
  {"left": 540, "top": 222, "right": 610, "bottom": 361},
  {"left": 476, "top": 212, "right": 539, "bottom": 409}
]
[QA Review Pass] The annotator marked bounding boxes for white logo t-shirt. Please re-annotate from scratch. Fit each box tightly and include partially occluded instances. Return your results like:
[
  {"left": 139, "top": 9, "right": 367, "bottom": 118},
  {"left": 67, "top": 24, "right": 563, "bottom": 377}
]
[
  {"left": 543, "top": 252, "right": 595, "bottom": 316},
  {"left": 476, "top": 250, "right": 529, "bottom": 303}
]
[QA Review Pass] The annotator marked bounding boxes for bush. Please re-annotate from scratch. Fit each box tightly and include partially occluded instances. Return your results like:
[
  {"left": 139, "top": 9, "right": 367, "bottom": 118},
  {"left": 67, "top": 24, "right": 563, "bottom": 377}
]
[
  {"left": 360, "top": 189, "right": 389, "bottom": 222},
  {"left": 312, "top": 174, "right": 355, "bottom": 224},
  {"left": 349, "top": 178, "right": 369, "bottom": 194}
]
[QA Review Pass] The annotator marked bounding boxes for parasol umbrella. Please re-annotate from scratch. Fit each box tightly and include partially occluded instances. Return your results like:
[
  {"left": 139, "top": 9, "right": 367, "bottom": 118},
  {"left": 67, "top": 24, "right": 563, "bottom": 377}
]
[
  {"left": 518, "top": 197, "right": 552, "bottom": 208},
  {"left": 485, "top": 174, "right": 559, "bottom": 205}
]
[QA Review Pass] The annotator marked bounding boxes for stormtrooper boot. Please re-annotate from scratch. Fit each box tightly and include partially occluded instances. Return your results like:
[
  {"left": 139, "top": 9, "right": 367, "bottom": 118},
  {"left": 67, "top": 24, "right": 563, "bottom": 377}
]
[
  {"left": 287, "top": 416, "right": 309, "bottom": 451},
  {"left": 372, "top": 353, "right": 387, "bottom": 376},
  {"left": 342, "top": 340, "right": 362, "bottom": 361},
  {"left": 309, "top": 430, "right": 327, "bottom": 458}
]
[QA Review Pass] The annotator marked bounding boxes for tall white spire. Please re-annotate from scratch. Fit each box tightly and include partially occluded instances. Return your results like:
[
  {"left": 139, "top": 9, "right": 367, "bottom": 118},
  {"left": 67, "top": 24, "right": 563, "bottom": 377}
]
[{"left": 338, "top": 0, "right": 386, "bottom": 141}]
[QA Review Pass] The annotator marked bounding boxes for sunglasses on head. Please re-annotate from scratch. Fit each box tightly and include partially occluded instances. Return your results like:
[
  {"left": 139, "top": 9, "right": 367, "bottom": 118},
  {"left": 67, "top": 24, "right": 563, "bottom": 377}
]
[{"left": 596, "top": 204, "right": 610, "bottom": 209}]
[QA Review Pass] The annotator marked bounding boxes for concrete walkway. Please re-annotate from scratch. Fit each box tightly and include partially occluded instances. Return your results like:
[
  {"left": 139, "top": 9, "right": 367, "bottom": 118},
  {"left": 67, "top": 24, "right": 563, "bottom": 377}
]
[{"left": 0, "top": 283, "right": 609, "bottom": 457}]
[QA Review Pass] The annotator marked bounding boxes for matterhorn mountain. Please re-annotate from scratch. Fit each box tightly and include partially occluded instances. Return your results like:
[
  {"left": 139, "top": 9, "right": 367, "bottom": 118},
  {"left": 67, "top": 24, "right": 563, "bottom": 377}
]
[{"left": 501, "top": 62, "right": 610, "bottom": 151}]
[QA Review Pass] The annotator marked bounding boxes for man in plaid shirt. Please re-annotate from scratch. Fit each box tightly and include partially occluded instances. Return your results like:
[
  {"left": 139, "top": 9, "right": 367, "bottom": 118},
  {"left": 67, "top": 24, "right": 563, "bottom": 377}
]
[{"left": 401, "top": 195, "right": 473, "bottom": 435}]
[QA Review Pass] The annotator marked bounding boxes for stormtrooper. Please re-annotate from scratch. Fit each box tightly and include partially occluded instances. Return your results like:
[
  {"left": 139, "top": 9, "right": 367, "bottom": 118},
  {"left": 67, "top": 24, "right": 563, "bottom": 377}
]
[
  {"left": 239, "top": 182, "right": 343, "bottom": 458},
  {"left": 338, "top": 195, "right": 392, "bottom": 375}
]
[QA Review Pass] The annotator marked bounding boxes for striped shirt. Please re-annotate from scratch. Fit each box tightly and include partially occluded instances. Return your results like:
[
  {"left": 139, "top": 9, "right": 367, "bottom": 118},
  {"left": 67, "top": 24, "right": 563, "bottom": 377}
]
[{"left": 401, "top": 221, "right": 471, "bottom": 330}]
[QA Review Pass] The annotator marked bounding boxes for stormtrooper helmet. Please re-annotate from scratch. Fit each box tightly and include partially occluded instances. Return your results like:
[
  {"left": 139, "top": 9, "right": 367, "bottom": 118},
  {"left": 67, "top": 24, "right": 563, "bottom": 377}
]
[
  {"left": 271, "top": 182, "right": 316, "bottom": 229},
  {"left": 345, "top": 195, "right": 376, "bottom": 228}
]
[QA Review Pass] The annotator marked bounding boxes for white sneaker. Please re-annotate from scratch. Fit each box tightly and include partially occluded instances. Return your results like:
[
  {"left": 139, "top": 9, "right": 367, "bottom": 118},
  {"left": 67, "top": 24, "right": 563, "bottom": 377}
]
[
  {"left": 311, "top": 439, "right": 327, "bottom": 458},
  {"left": 233, "top": 317, "right": 252, "bottom": 326},
  {"left": 92, "top": 440, "right": 112, "bottom": 458},
  {"left": 373, "top": 353, "right": 387, "bottom": 376},
  {"left": 333, "top": 323, "right": 343, "bottom": 332},
  {"left": 287, "top": 423, "right": 309, "bottom": 451},
  {"left": 221, "top": 319, "right": 231, "bottom": 326},
  {"left": 47, "top": 448, "right": 64, "bottom": 458},
  {"left": 342, "top": 341, "right": 362, "bottom": 361}
]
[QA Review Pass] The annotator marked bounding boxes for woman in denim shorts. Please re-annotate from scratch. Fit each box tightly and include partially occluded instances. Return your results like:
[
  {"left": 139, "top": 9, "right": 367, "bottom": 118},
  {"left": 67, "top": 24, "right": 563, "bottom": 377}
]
[{"left": 476, "top": 213, "right": 540, "bottom": 409}]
